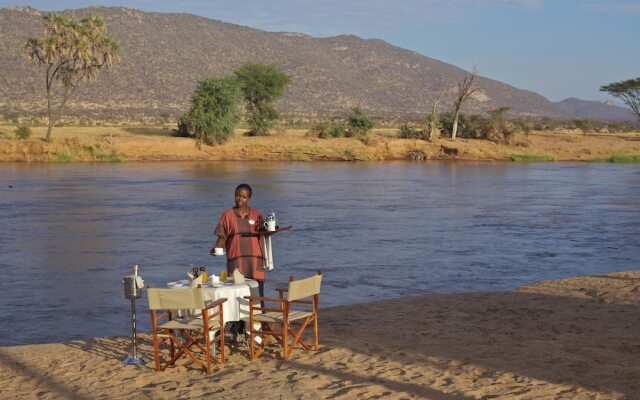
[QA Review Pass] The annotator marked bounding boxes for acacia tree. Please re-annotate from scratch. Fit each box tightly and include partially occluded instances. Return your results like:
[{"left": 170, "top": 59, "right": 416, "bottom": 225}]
[
  {"left": 451, "top": 66, "right": 479, "bottom": 141},
  {"left": 600, "top": 78, "right": 640, "bottom": 122},
  {"left": 22, "top": 13, "right": 120, "bottom": 142},
  {"left": 178, "top": 76, "right": 243, "bottom": 145},
  {"left": 234, "top": 62, "right": 291, "bottom": 136}
]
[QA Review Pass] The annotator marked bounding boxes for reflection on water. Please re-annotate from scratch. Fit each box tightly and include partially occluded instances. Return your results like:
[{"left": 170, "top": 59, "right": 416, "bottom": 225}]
[{"left": 0, "top": 161, "right": 638, "bottom": 346}]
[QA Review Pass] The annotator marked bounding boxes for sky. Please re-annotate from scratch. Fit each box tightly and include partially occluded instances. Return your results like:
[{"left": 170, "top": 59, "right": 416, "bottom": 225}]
[{"left": 2, "top": 0, "right": 638, "bottom": 103}]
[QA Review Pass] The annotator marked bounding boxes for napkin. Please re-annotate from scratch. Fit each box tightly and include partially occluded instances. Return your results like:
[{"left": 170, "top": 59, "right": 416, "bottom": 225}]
[
  {"left": 233, "top": 269, "right": 245, "bottom": 284},
  {"left": 135, "top": 275, "right": 144, "bottom": 289},
  {"left": 188, "top": 272, "right": 203, "bottom": 287}
]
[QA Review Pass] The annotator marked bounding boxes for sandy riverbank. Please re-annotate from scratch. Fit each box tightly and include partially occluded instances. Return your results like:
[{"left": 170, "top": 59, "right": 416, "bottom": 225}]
[
  {"left": 0, "top": 126, "right": 639, "bottom": 162},
  {"left": 1, "top": 270, "right": 639, "bottom": 399}
]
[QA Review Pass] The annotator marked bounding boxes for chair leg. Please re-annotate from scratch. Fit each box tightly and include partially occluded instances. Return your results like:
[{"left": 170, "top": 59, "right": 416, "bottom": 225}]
[
  {"left": 152, "top": 333, "right": 161, "bottom": 372},
  {"left": 249, "top": 324, "right": 256, "bottom": 360},
  {"left": 204, "top": 330, "right": 212, "bottom": 374},
  {"left": 250, "top": 322, "right": 278, "bottom": 360},
  {"left": 282, "top": 320, "right": 289, "bottom": 360},
  {"left": 219, "top": 328, "right": 225, "bottom": 364},
  {"left": 285, "top": 318, "right": 312, "bottom": 359},
  {"left": 314, "top": 314, "right": 319, "bottom": 351}
]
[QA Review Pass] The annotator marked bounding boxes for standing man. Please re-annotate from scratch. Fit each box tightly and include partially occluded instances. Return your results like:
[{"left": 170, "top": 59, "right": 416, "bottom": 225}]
[{"left": 211, "top": 183, "right": 266, "bottom": 297}]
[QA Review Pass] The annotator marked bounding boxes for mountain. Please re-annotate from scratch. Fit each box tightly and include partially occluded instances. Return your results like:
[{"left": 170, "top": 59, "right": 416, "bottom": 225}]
[
  {"left": 0, "top": 6, "right": 565, "bottom": 120},
  {"left": 554, "top": 98, "right": 636, "bottom": 122}
]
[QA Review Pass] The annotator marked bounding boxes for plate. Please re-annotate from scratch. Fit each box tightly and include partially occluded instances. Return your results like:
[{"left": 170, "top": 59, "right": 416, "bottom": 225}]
[{"left": 167, "top": 280, "right": 189, "bottom": 288}]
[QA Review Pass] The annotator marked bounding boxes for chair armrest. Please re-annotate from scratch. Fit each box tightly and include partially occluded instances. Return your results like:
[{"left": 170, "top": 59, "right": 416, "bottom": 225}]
[
  {"left": 243, "top": 295, "right": 284, "bottom": 303},
  {"left": 289, "top": 300, "right": 312, "bottom": 305},
  {"left": 154, "top": 311, "right": 171, "bottom": 320},
  {"left": 205, "top": 298, "right": 227, "bottom": 309}
]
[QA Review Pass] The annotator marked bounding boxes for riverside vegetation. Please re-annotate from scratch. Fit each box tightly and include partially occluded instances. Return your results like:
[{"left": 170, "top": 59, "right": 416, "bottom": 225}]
[
  {"left": 12, "top": 11, "right": 639, "bottom": 164},
  {"left": 0, "top": 120, "right": 638, "bottom": 163}
]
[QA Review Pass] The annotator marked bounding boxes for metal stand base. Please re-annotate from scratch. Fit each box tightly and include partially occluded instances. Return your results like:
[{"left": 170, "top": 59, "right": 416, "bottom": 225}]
[
  {"left": 122, "top": 356, "right": 146, "bottom": 366},
  {"left": 122, "top": 296, "right": 145, "bottom": 367}
]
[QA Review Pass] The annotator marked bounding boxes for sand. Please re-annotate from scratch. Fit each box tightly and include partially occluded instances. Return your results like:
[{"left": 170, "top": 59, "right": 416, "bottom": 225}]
[
  {"left": 1, "top": 270, "right": 639, "bottom": 399},
  {"left": 0, "top": 126, "right": 639, "bottom": 162}
]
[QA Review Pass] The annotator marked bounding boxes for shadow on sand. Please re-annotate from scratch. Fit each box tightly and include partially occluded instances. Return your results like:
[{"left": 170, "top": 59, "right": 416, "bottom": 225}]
[{"left": 2, "top": 274, "right": 639, "bottom": 398}]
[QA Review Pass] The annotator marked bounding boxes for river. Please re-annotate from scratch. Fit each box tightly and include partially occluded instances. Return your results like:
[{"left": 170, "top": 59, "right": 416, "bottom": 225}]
[{"left": 0, "top": 161, "right": 638, "bottom": 346}]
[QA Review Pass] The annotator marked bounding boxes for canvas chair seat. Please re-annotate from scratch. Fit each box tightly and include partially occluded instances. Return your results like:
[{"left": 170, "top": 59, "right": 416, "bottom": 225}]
[
  {"left": 252, "top": 310, "right": 313, "bottom": 324},
  {"left": 147, "top": 287, "right": 226, "bottom": 374},
  {"left": 158, "top": 317, "right": 221, "bottom": 331},
  {"left": 244, "top": 270, "right": 323, "bottom": 360}
]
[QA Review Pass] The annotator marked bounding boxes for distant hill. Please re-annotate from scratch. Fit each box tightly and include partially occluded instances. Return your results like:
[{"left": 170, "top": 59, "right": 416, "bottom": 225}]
[
  {"left": 554, "top": 98, "right": 637, "bottom": 122},
  {"left": 0, "top": 6, "right": 566, "bottom": 120}
]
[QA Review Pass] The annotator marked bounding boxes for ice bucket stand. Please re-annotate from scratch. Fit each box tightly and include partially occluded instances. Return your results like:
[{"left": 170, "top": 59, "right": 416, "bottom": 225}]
[{"left": 122, "top": 266, "right": 145, "bottom": 366}]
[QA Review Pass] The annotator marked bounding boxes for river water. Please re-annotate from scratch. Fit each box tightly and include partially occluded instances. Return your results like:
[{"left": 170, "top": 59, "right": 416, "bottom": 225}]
[{"left": 0, "top": 161, "right": 638, "bottom": 346}]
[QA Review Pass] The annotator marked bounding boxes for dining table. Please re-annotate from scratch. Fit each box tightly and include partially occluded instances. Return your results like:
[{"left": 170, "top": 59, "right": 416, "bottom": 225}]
[{"left": 166, "top": 278, "right": 260, "bottom": 322}]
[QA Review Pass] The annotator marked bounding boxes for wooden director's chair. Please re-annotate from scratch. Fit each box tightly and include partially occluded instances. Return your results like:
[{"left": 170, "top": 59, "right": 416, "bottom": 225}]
[{"left": 147, "top": 287, "right": 226, "bottom": 374}]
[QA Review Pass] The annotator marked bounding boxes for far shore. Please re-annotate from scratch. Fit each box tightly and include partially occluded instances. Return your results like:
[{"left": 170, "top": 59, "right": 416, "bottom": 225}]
[
  {"left": 0, "top": 126, "right": 639, "bottom": 163},
  {"left": 1, "top": 270, "right": 639, "bottom": 399}
]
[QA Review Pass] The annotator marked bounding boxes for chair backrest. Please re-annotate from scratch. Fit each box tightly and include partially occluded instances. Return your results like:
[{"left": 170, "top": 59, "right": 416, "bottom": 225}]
[
  {"left": 147, "top": 288, "right": 206, "bottom": 310},
  {"left": 287, "top": 274, "right": 322, "bottom": 302}
]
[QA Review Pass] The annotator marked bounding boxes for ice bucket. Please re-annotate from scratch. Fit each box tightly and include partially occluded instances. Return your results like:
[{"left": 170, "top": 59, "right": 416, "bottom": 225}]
[{"left": 123, "top": 275, "right": 141, "bottom": 299}]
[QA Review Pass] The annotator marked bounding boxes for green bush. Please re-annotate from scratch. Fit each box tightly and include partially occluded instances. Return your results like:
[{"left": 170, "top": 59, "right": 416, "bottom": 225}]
[
  {"left": 514, "top": 120, "right": 533, "bottom": 139},
  {"left": 8, "top": 113, "right": 20, "bottom": 125},
  {"left": 346, "top": 107, "right": 375, "bottom": 139},
  {"left": 488, "top": 107, "right": 514, "bottom": 143},
  {"left": 14, "top": 125, "right": 32, "bottom": 139},
  {"left": 175, "top": 114, "right": 192, "bottom": 137},
  {"left": 397, "top": 123, "right": 426, "bottom": 139},
  {"left": 425, "top": 112, "right": 442, "bottom": 141},
  {"left": 53, "top": 150, "right": 77, "bottom": 162},
  {"left": 438, "top": 111, "right": 466, "bottom": 138},
  {"left": 82, "top": 145, "right": 96, "bottom": 155},
  {"left": 179, "top": 76, "right": 243, "bottom": 145},
  {"left": 246, "top": 111, "right": 276, "bottom": 136},
  {"left": 95, "top": 150, "right": 125, "bottom": 162},
  {"left": 573, "top": 118, "right": 593, "bottom": 133},
  {"left": 465, "top": 114, "right": 492, "bottom": 139},
  {"left": 307, "top": 119, "right": 346, "bottom": 139}
]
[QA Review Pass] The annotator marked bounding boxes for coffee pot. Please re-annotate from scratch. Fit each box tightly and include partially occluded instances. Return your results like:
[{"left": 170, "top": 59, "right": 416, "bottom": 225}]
[{"left": 265, "top": 211, "right": 277, "bottom": 225}]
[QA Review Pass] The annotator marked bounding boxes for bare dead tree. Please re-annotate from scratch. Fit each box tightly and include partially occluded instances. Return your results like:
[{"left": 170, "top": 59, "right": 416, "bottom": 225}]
[
  {"left": 451, "top": 66, "right": 479, "bottom": 141},
  {"left": 427, "top": 83, "right": 446, "bottom": 141}
]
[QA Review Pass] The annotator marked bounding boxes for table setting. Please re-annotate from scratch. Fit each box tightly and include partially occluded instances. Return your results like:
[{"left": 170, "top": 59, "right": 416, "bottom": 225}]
[{"left": 167, "top": 270, "right": 259, "bottom": 323}]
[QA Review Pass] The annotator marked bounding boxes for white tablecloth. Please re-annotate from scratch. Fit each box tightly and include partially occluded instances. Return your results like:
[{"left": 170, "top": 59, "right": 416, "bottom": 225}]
[{"left": 167, "top": 279, "right": 260, "bottom": 322}]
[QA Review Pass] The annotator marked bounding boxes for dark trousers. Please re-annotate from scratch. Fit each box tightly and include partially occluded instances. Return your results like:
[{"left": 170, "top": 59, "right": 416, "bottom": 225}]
[{"left": 229, "top": 280, "right": 264, "bottom": 335}]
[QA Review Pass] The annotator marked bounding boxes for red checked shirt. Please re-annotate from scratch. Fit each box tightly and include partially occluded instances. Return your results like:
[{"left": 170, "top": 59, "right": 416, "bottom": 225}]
[{"left": 214, "top": 208, "right": 265, "bottom": 281}]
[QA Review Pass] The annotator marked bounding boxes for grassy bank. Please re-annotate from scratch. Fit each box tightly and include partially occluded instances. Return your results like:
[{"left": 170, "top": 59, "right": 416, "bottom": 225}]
[
  {"left": 0, "top": 125, "right": 639, "bottom": 163},
  {"left": 589, "top": 154, "right": 640, "bottom": 163},
  {"left": 510, "top": 154, "right": 556, "bottom": 162}
]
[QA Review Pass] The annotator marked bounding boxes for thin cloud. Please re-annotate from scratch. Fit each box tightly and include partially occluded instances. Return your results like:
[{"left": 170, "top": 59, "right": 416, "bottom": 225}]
[
  {"left": 164, "top": 0, "right": 548, "bottom": 37},
  {"left": 0, "top": 0, "right": 548, "bottom": 36},
  {"left": 580, "top": 1, "right": 640, "bottom": 14}
]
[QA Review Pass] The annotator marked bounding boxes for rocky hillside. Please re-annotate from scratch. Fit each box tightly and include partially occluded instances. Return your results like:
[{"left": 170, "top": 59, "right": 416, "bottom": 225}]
[
  {"left": 0, "top": 6, "right": 565, "bottom": 120},
  {"left": 554, "top": 98, "right": 636, "bottom": 122}
]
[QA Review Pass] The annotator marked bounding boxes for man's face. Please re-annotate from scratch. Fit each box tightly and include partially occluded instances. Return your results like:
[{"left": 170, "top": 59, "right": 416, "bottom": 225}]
[{"left": 235, "top": 188, "right": 251, "bottom": 208}]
